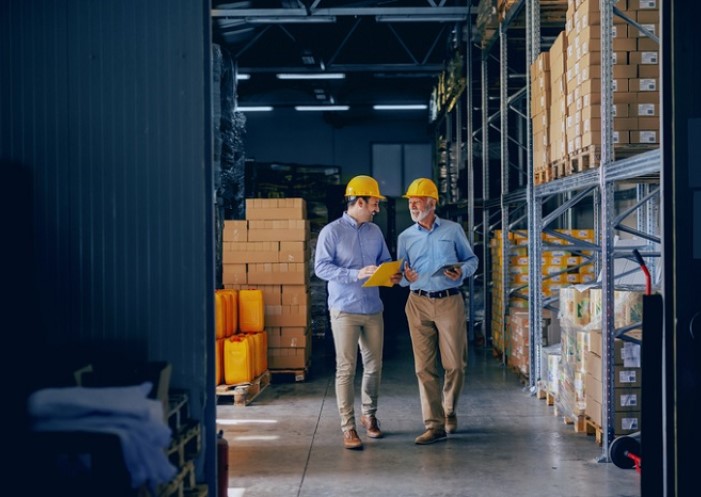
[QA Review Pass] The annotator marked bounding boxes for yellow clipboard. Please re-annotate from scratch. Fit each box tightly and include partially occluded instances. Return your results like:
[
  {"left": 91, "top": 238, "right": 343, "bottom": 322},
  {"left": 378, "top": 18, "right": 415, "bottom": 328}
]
[{"left": 362, "top": 259, "right": 404, "bottom": 287}]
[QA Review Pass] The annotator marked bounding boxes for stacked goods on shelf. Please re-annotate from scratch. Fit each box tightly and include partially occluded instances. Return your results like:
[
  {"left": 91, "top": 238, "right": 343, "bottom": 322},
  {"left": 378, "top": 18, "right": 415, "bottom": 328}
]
[
  {"left": 532, "top": 51, "right": 552, "bottom": 184},
  {"left": 507, "top": 311, "right": 530, "bottom": 377},
  {"left": 476, "top": 0, "right": 499, "bottom": 47},
  {"left": 585, "top": 325, "right": 642, "bottom": 435},
  {"left": 540, "top": 343, "right": 562, "bottom": 401},
  {"left": 532, "top": 0, "right": 660, "bottom": 183},
  {"left": 489, "top": 229, "right": 596, "bottom": 356},
  {"left": 222, "top": 198, "right": 312, "bottom": 373},
  {"left": 557, "top": 286, "right": 592, "bottom": 423},
  {"left": 558, "top": 284, "right": 644, "bottom": 433}
]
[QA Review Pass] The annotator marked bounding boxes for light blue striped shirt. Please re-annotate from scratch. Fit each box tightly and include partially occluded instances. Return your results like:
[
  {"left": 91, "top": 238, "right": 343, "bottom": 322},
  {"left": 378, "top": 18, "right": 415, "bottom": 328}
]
[
  {"left": 397, "top": 216, "right": 478, "bottom": 292},
  {"left": 314, "top": 212, "right": 392, "bottom": 314}
]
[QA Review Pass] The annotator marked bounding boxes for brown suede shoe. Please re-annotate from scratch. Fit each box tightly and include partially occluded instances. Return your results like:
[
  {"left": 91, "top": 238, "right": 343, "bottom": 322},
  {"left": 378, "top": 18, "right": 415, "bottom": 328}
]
[
  {"left": 415, "top": 428, "right": 447, "bottom": 445},
  {"left": 360, "top": 415, "right": 383, "bottom": 438},
  {"left": 445, "top": 414, "right": 458, "bottom": 434},
  {"left": 343, "top": 429, "right": 363, "bottom": 450}
]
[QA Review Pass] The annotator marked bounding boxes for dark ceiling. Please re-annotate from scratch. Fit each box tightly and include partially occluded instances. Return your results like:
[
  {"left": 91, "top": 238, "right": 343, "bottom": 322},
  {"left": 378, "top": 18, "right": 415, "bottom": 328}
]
[{"left": 211, "top": 1, "right": 484, "bottom": 114}]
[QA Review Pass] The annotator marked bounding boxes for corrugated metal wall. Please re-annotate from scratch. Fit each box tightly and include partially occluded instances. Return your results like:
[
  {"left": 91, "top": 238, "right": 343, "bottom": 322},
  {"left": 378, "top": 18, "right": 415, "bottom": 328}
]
[{"left": 1, "top": 0, "right": 215, "bottom": 489}]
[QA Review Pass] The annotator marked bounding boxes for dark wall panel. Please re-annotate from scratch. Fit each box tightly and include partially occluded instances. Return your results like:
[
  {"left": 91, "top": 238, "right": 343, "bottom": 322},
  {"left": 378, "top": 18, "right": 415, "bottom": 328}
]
[{"left": 1, "top": 0, "right": 215, "bottom": 488}]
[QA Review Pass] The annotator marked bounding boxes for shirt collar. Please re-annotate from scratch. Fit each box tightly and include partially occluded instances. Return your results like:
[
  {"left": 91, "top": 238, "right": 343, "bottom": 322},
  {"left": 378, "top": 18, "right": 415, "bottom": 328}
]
[
  {"left": 342, "top": 211, "right": 360, "bottom": 228},
  {"left": 416, "top": 215, "right": 441, "bottom": 232}
]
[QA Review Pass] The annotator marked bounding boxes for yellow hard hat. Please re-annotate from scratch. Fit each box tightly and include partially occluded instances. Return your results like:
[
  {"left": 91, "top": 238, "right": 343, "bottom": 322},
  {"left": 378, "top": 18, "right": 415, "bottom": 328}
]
[
  {"left": 345, "top": 175, "right": 386, "bottom": 200},
  {"left": 403, "top": 178, "right": 439, "bottom": 200}
]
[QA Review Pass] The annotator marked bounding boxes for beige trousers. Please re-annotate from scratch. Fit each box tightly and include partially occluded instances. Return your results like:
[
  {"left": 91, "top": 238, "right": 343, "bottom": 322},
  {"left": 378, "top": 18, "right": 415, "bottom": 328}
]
[{"left": 405, "top": 292, "right": 467, "bottom": 431}]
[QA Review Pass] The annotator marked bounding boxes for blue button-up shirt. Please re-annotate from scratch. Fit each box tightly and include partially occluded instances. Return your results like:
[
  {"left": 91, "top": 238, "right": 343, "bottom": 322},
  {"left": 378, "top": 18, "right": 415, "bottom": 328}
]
[
  {"left": 397, "top": 216, "right": 478, "bottom": 292},
  {"left": 314, "top": 212, "right": 392, "bottom": 314}
]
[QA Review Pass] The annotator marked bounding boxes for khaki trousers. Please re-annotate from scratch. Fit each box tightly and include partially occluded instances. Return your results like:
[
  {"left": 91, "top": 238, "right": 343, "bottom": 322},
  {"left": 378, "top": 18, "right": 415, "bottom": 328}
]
[
  {"left": 405, "top": 292, "right": 467, "bottom": 430},
  {"left": 329, "top": 310, "right": 384, "bottom": 432}
]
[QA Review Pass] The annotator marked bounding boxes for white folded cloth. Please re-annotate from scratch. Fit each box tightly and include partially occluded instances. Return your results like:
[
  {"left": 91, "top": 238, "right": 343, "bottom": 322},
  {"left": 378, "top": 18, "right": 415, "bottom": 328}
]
[{"left": 28, "top": 382, "right": 177, "bottom": 490}]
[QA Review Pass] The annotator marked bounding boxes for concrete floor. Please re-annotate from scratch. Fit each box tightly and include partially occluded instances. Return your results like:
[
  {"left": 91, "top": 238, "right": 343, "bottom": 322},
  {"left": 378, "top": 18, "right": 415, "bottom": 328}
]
[{"left": 217, "top": 333, "right": 640, "bottom": 497}]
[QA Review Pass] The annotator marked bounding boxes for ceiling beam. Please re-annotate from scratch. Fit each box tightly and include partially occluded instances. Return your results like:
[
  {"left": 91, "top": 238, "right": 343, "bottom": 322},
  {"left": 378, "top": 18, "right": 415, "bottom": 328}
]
[{"left": 212, "top": 6, "right": 473, "bottom": 20}]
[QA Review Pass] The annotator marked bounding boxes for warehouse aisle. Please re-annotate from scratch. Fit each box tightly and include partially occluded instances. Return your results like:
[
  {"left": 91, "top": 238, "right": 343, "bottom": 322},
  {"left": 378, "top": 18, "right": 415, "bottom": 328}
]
[{"left": 217, "top": 331, "right": 640, "bottom": 497}]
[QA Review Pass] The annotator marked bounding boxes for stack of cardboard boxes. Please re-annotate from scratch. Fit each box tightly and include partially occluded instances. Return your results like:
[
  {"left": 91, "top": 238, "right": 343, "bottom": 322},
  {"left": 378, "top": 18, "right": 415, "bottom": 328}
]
[
  {"left": 531, "top": 0, "right": 660, "bottom": 183},
  {"left": 222, "top": 198, "right": 312, "bottom": 371}
]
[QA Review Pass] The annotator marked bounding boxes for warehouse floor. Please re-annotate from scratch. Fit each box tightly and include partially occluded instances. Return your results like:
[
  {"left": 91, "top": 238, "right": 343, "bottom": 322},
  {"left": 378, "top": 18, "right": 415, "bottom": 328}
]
[{"left": 217, "top": 331, "right": 640, "bottom": 497}]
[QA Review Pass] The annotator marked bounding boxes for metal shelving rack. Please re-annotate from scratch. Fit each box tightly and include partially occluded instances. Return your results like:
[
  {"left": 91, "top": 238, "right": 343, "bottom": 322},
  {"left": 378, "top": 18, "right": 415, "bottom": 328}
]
[
  {"left": 439, "top": 6, "right": 660, "bottom": 455},
  {"left": 524, "top": 0, "right": 662, "bottom": 460},
  {"left": 457, "top": 0, "right": 662, "bottom": 460}
]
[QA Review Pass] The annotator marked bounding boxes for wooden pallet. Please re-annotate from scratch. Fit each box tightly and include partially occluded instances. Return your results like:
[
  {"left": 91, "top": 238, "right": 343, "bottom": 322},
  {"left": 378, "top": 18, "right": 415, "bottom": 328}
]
[
  {"left": 216, "top": 370, "right": 271, "bottom": 406},
  {"left": 550, "top": 157, "right": 571, "bottom": 179},
  {"left": 585, "top": 417, "right": 604, "bottom": 446},
  {"left": 563, "top": 413, "right": 587, "bottom": 433},
  {"left": 570, "top": 145, "right": 601, "bottom": 172},
  {"left": 534, "top": 168, "right": 553, "bottom": 185},
  {"left": 614, "top": 143, "right": 659, "bottom": 162},
  {"left": 270, "top": 365, "right": 310, "bottom": 382},
  {"left": 167, "top": 419, "right": 202, "bottom": 467}
]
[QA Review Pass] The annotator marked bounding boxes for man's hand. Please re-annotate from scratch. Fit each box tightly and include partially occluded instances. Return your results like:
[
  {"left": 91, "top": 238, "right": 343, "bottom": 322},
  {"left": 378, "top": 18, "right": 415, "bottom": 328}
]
[
  {"left": 357, "top": 265, "right": 378, "bottom": 280},
  {"left": 404, "top": 265, "right": 419, "bottom": 283},
  {"left": 444, "top": 266, "right": 462, "bottom": 281}
]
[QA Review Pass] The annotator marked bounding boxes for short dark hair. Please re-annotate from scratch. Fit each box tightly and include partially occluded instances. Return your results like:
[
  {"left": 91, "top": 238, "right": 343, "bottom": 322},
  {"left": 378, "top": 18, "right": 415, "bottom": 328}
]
[{"left": 346, "top": 195, "right": 370, "bottom": 208}]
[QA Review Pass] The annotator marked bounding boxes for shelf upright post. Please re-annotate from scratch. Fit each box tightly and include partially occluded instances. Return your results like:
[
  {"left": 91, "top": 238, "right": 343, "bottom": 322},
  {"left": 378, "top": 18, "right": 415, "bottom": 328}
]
[
  {"left": 597, "top": 0, "right": 616, "bottom": 462},
  {"left": 481, "top": 50, "right": 491, "bottom": 345},
  {"left": 499, "top": 21, "right": 510, "bottom": 366},
  {"left": 465, "top": 18, "right": 477, "bottom": 344},
  {"left": 527, "top": 0, "right": 543, "bottom": 391}
]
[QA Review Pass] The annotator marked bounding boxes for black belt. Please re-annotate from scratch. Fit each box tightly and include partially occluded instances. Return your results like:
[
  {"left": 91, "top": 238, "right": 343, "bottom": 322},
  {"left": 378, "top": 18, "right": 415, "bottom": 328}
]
[{"left": 411, "top": 288, "right": 460, "bottom": 299}]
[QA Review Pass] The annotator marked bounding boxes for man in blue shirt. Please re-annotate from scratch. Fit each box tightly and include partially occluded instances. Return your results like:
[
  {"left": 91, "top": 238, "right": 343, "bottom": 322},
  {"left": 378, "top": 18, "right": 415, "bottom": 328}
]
[
  {"left": 397, "top": 178, "right": 479, "bottom": 445},
  {"left": 314, "top": 175, "right": 401, "bottom": 450}
]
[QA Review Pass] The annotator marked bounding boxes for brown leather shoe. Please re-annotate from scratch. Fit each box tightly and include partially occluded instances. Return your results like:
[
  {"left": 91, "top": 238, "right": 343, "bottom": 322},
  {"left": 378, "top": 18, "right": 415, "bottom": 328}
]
[
  {"left": 360, "top": 415, "right": 383, "bottom": 438},
  {"left": 415, "top": 428, "right": 447, "bottom": 445},
  {"left": 445, "top": 414, "right": 457, "bottom": 434},
  {"left": 343, "top": 429, "right": 363, "bottom": 450}
]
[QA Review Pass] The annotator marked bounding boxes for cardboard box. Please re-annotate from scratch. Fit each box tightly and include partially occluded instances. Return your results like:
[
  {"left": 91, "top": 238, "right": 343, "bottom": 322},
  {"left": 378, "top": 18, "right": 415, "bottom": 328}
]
[
  {"left": 223, "top": 220, "right": 248, "bottom": 242},
  {"left": 264, "top": 304, "right": 310, "bottom": 327},
  {"left": 247, "top": 219, "right": 310, "bottom": 242},
  {"left": 248, "top": 262, "right": 309, "bottom": 285},
  {"left": 282, "top": 285, "right": 309, "bottom": 306},
  {"left": 279, "top": 241, "right": 309, "bottom": 263},
  {"left": 223, "top": 241, "right": 280, "bottom": 264},
  {"left": 268, "top": 341, "right": 311, "bottom": 369},
  {"left": 267, "top": 327, "right": 309, "bottom": 348},
  {"left": 613, "top": 387, "right": 642, "bottom": 411},
  {"left": 614, "top": 411, "right": 641, "bottom": 435},
  {"left": 245, "top": 198, "right": 307, "bottom": 220},
  {"left": 630, "top": 130, "right": 658, "bottom": 143},
  {"left": 615, "top": 366, "right": 642, "bottom": 388},
  {"left": 223, "top": 264, "right": 247, "bottom": 285}
]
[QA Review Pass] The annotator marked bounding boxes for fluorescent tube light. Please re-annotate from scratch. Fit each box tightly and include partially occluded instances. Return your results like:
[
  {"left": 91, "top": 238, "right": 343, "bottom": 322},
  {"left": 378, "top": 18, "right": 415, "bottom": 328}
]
[
  {"left": 373, "top": 104, "right": 428, "bottom": 110},
  {"left": 375, "top": 14, "right": 467, "bottom": 23},
  {"left": 245, "top": 16, "right": 336, "bottom": 24},
  {"left": 237, "top": 106, "right": 273, "bottom": 112},
  {"left": 236, "top": 73, "right": 250, "bottom": 80},
  {"left": 295, "top": 105, "right": 349, "bottom": 111},
  {"left": 276, "top": 73, "right": 345, "bottom": 80}
]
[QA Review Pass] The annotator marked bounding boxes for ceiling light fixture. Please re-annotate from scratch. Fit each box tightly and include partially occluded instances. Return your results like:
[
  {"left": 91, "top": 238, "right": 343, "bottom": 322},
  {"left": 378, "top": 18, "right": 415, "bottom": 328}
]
[
  {"left": 276, "top": 73, "right": 346, "bottom": 80},
  {"left": 245, "top": 16, "right": 337, "bottom": 24},
  {"left": 236, "top": 73, "right": 250, "bottom": 80},
  {"left": 375, "top": 14, "right": 467, "bottom": 23},
  {"left": 373, "top": 104, "right": 428, "bottom": 110},
  {"left": 295, "top": 105, "right": 349, "bottom": 111},
  {"left": 236, "top": 106, "right": 274, "bottom": 112}
]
